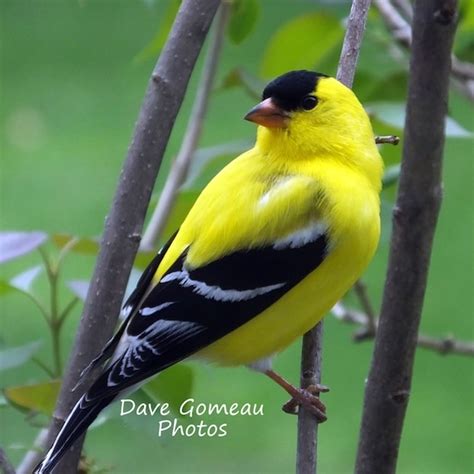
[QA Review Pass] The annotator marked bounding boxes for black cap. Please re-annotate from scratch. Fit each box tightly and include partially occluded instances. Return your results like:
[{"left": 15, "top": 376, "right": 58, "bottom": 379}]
[{"left": 262, "top": 70, "right": 328, "bottom": 112}]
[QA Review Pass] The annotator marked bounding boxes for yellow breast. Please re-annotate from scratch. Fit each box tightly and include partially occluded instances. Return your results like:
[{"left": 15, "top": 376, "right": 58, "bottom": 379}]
[{"left": 195, "top": 158, "right": 381, "bottom": 366}]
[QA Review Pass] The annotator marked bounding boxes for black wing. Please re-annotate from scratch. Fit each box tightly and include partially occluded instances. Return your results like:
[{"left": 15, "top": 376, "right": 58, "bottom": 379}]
[
  {"left": 34, "top": 227, "right": 329, "bottom": 474},
  {"left": 86, "top": 226, "right": 329, "bottom": 400},
  {"left": 75, "top": 232, "right": 178, "bottom": 383}
]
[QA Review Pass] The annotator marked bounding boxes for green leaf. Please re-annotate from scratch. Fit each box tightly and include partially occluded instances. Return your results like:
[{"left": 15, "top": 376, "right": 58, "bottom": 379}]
[
  {"left": 0, "top": 231, "right": 47, "bottom": 264},
  {"left": 0, "top": 280, "right": 14, "bottom": 296},
  {"left": 0, "top": 341, "right": 42, "bottom": 371},
  {"left": 53, "top": 233, "right": 153, "bottom": 269},
  {"left": 455, "top": 1, "right": 474, "bottom": 60},
  {"left": 10, "top": 265, "right": 43, "bottom": 293},
  {"left": 228, "top": 0, "right": 260, "bottom": 44},
  {"left": 140, "top": 364, "right": 194, "bottom": 415},
  {"left": 218, "top": 67, "right": 263, "bottom": 99},
  {"left": 0, "top": 278, "right": 38, "bottom": 298},
  {"left": 134, "top": 0, "right": 181, "bottom": 63},
  {"left": 52, "top": 233, "right": 99, "bottom": 255},
  {"left": 4, "top": 379, "right": 61, "bottom": 415},
  {"left": 367, "top": 102, "right": 474, "bottom": 137},
  {"left": 460, "top": 0, "right": 474, "bottom": 32},
  {"left": 260, "top": 13, "right": 344, "bottom": 78}
]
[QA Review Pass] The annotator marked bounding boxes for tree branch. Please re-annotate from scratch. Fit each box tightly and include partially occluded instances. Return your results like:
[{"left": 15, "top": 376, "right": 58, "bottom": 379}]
[
  {"left": 141, "top": 1, "right": 231, "bottom": 249},
  {"left": 39, "top": 1, "right": 220, "bottom": 472},
  {"left": 374, "top": 0, "right": 474, "bottom": 100},
  {"left": 16, "top": 429, "right": 49, "bottom": 474},
  {"left": 0, "top": 446, "right": 15, "bottom": 474},
  {"left": 336, "top": 0, "right": 372, "bottom": 88},
  {"left": 297, "top": 1, "right": 372, "bottom": 473},
  {"left": 331, "top": 301, "right": 474, "bottom": 356},
  {"left": 417, "top": 333, "right": 474, "bottom": 356},
  {"left": 391, "top": 0, "right": 414, "bottom": 19},
  {"left": 296, "top": 324, "right": 324, "bottom": 474},
  {"left": 355, "top": 1, "right": 459, "bottom": 473},
  {"left": 353, "top": 280, "right": 377, "bottom": 337},
  {"left": 375, "top": 135, "right": 400, "bottom": 145}
]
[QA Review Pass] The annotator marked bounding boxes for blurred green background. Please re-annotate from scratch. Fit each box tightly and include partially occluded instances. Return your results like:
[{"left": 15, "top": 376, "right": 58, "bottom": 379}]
[{"left": 1, "top": 0, "right": 473, "bottom": 473}]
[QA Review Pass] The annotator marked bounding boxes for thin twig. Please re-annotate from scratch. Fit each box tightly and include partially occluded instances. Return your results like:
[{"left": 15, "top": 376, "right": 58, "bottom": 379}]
[
  {"left": 56, "top": 236, "right": 79, "bottom": 267},
  {"left": 374, "top": 0, "right": 411, "bottom": 47},
  {"left": 374, "top": 0, "right": 474, "bottom": 100},
  {"left": 0, "top": 446, "right": 15, "bottom": 474},
  {"left": 375, "top": 135, "right": 400, "bottom": 145},
  {"left": 39, "top": 1, "right": 221, "bottom": 472},
  {"left": 451, "top": 55, "right": 474, "bottom": 80},
  {"left": 355, "top": 2, "right": 459, "bottom": 471},
  {"left": 37, "top": 247, "right": 53, "bottom": 281},
  {"left": 141, "top": 1, "right": 231, "bottom": 250},
  {"left": 354, "top": 280, "right": 376, "bottom": 336},
  {"left": 392, "top": 0, "right": 413, "bottom": 19},
  {"left": 337, "top": 0, "right": 372, "bottom": 88},
  {"left": 22, "top": 292, "right": 50, "bottom": 325},
  {"left": 297, "top": 1, "right": 373, "bottom": 473},
  {"left": 49, "top": 269, "right": 61, "bottom": 377},
  {"left": 16, "top": 429, "right": 49, "bottom": 474},
  {"left": 38, "top": 248, "right": 62, "bottom": 376},
  {"left": 331, "top": 301, "right": 474, "bottom": 356},
  {"left": 417, "top": 333, "right": 474, "bottom": 356},
  {"left": 31, "top": 357, "right": 55, "bottom": 378},
  {"left": 58, "top": 298, "right": 79, "bottom": 326},
  {"left": 296, "top": 324, "right": 324, "bottom": 474}
]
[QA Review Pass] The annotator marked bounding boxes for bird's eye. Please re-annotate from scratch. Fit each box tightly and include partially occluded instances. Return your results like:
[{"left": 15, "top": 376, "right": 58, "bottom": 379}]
[{"left": 301, "top": 95, "right": 318, "bottom": 110}]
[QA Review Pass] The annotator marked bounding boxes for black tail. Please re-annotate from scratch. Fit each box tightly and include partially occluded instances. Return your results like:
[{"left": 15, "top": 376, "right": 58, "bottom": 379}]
[{"left": 34, "top": 393, "right": 115, "bottom": 474}]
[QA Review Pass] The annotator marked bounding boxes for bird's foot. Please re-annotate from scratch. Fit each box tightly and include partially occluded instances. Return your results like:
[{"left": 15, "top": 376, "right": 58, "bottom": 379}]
[
  {"left": 282, "top": 384, "right": 329, "bottom": 422},
  {"left": 264, "top": 369, "right": 329, "bottom": 423}
]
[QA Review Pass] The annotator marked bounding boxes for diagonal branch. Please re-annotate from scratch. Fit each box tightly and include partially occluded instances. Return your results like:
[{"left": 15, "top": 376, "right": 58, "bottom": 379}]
[
  {"left": 38, "top": 1, "right": 221, "bottom": 473},
  {"left": 141, "top": 1, "right": 231, "bottom": 250},
  {"left": 0, "top": 446, "right": 15, "bottom": 474},
  {"left": 297, "top": 1, "right": 372, "bottom": 473},
  {"left": 331, "top": 301, "right": 474, "bottom": 356},
  {"left": 355, "top": 1, "right": 459, "bottom": 472},
  {"left": 296, "top": 323, "right": 324, "bottom": 474},
  {"left": 16, "top": 429, "right": 49, "bottom": 474},
  {"left": 353, "top": 280, "right": 377, "bottom": 337},
  {"left": 375, "top": 135, "right": 400, "bottom": 145},
  {"left": 337, "top": 0, "right": 372, "bottom": 88},
  {"left": 374, "top": 0, "right": 474, "bottom": 100}
]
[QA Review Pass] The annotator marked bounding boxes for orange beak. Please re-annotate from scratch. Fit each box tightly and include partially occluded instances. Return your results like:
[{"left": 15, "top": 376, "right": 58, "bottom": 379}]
[{"left": 244, "top": 98, "right": 289, "bottom": 128}]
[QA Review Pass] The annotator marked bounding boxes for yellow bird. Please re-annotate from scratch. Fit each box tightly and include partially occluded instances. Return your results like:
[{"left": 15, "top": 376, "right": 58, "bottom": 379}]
[{"left": 36, "top": 70, "right": 382, "bottom": 473}]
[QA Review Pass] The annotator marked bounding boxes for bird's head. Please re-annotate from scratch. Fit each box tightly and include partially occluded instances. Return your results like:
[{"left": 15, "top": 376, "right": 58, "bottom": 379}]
[{"left": 245, "top": 70, "right": 378, "bottom": 163}]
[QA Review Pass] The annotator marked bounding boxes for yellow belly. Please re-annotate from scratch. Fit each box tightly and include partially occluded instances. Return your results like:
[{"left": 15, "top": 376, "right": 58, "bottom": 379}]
[
  {"left": 196, "top": 227, "right": 377, "bottom": 366},
  {"left": 153, "top": 150, "right": 382, "bottom": 367}
]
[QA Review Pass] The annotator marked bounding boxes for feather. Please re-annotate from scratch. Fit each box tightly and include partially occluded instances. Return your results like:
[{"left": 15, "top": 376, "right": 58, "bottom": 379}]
[
  {"left": 72, "top": 231, "right": 178, "bottom": 390},
  {"left": 35, "top": 227, "right": 328, "bottom": 473}
]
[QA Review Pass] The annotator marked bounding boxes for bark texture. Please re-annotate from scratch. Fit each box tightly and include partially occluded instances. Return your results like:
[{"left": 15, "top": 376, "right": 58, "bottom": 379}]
[
  {"left": 355, "top": 1, "right": 458, "bottom": 473},
  {"left": 297, "top": 1, "right": 372, "bottom": 472},
  {"left": 40, "top": 1, "right": 220, "bottom": 472}
]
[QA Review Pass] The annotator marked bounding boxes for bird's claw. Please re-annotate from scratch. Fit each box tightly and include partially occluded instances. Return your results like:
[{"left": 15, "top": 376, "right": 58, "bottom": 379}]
[{"left": 281, "top": 384, "right": 329, "bottom": 423}]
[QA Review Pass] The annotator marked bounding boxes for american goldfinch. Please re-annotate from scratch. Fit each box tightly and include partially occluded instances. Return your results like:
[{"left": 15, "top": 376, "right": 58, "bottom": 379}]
[{"left": 36, "top": 70, "right": 382, "bottom": 473}]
